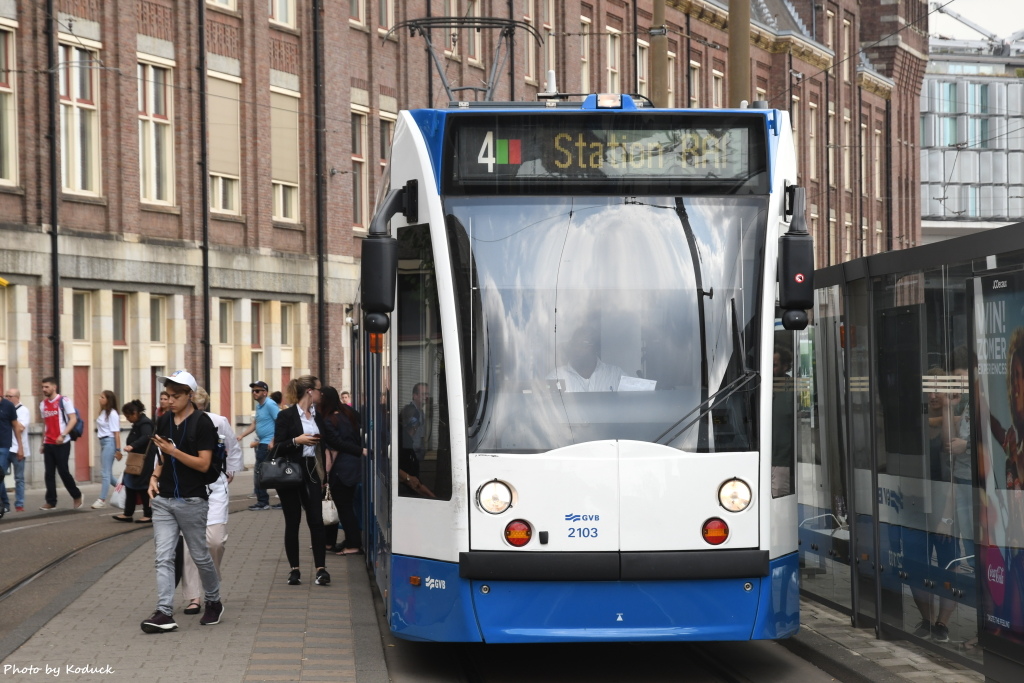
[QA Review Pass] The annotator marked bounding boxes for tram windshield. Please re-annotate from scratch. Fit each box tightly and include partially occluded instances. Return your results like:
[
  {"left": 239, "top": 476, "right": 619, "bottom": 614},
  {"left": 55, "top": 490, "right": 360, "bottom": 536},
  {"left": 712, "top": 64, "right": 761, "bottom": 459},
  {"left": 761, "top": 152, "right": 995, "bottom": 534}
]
[{"left": 445, "top": 195, "right": 768, "bottom": 453}]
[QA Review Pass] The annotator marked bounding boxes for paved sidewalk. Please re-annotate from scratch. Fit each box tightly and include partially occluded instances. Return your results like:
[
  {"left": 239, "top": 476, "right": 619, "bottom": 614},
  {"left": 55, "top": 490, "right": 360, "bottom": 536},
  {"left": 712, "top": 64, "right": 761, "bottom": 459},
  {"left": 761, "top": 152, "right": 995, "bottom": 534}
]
[
  {"left": 2, "top": 472, "right": 388, "bottom": 683},
  {"left": 2, "top": 473, "right": 988, "bottom": 682}
]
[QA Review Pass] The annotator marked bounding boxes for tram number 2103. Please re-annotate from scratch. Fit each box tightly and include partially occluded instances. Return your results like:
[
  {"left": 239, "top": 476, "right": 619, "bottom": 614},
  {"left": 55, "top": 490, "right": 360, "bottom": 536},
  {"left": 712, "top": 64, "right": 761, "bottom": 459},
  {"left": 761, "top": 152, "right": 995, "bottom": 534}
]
[{"left": 568, "top": 527, "right": 599, "bottom": 538}]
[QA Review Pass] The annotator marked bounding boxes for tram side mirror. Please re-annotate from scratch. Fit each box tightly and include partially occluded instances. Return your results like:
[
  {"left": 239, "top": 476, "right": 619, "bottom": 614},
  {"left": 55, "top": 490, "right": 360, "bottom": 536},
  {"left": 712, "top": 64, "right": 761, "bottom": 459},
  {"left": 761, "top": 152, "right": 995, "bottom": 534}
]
[
  {"left": 779, "top": 186, "right": 813, "bottom": 331},
  {"left": 361, "top": 236, "right": 398, "bottom": 333}
]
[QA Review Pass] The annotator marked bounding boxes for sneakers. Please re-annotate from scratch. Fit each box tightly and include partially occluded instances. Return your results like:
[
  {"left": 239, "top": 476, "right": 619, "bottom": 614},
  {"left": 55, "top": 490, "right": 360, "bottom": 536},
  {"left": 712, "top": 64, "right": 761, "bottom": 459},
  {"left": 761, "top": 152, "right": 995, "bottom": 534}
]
[
  {"left": 288, "top": 569, "right": 301, "bottom": 585},
  {"left": 91, "top": 499, "right": 106, "bottom": 509},
  {"left": 932, "top": 622, "right": 950, "bottom": 643},
  {"left": 15, "top": 506, "right": 24, "bottom": 512},
  {"left": 247, "top": 494, "right": 258, "bottom": 499},
  {"left": 141, "top": 611, "right": 178, "bottom": 634},
  {"left": 270, "top": 503, "right": 282, "bottom": 509},
  {"left": 248, "top": 503, "right": 271, "bottom": 511},
  {"left": 39, "top": 503, "right": 56, "bottom": 510},
  {"left": 315, "top": 569, "right": 331, "bottom": 586},
  {"left": 912, "top": 619, "right": 931, "bottom": 638},
  {"left": 73, "top": 497, "right": 83, "bottom": 509},
  {"left": 200, "top": 600, "right": 224, "bottom": 626}
]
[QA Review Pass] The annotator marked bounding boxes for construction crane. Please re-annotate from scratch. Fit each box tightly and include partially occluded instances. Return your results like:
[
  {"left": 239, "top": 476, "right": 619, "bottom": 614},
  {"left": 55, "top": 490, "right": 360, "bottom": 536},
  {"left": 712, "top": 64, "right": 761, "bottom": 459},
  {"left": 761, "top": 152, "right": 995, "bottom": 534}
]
[{"left": 931, "top": 2, "right": 1024, "bottom": 55}]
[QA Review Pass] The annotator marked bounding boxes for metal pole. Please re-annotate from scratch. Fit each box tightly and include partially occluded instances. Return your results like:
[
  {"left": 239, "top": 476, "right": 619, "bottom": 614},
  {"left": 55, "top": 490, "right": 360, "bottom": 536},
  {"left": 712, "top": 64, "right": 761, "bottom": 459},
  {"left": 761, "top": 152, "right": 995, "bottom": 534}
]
[
  {"left": 727, "top": 0, "right": 751, "bottom": 107},
  {"left": 313, "top": 0, "right": 328, "bottom": 379},
  {"left": 650, "top": 0, "right": 668, "bottom": 107},
  {"left": 46, "top": 0, "right": 60, "bottom": 378},
  {"left": 198, "top": 0, "right": 212, "bottom": 389}
]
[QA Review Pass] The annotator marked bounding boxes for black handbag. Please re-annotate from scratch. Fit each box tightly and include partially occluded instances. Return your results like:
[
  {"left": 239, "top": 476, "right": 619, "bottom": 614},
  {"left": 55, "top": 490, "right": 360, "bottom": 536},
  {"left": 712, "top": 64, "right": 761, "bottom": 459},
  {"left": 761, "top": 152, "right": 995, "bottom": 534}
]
[{"left": 256, "top": 451, "right": 303, "bottom": 490}]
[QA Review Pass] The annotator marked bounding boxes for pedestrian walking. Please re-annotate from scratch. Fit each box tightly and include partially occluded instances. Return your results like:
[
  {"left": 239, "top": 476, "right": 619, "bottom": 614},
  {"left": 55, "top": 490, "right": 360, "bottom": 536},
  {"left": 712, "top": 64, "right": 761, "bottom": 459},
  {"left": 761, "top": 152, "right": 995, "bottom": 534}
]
[
  {"left": 4, "top": 388, "right": 30, "bottom": 512},
  {"left": 38, "top": 377, "right": 82, "bottom": 510},
  {"left": 91, "top": 390, "right": 121, "bottom": 509},
  {"left": 112, "top": 400, "right": 154, "bottom": 523},
  {"left": 0, "top": 388, "right": 26, "bottom": 515},
  {"left": 140, "top": 370, "right": 223, "bottom": 634},
  {"left": 273, "top": 375, "right": 330, "bottom": 587},
  {"left": 179, "top": 387, "right": 243, "bottom": 616},
  {"left": 238, "top": 380, "right": 280, "bottom": 511}
]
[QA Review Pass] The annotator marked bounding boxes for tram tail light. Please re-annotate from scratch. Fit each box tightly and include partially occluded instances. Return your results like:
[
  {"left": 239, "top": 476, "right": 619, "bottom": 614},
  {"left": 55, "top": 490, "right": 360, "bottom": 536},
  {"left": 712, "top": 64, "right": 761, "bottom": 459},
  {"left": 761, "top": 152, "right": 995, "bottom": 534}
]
[
  {"left": 702, "top": 518, "right": 729, "bottom": 545},
  {"left": 504, "top": 520, "right": 533, "bottom": 547}
]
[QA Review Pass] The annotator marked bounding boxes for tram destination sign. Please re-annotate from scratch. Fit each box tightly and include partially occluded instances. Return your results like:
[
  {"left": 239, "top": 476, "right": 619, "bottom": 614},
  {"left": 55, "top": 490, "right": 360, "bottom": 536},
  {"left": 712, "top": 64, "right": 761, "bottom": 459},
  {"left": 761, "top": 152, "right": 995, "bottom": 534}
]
[{"left": 444, "top": 113, "right": 768, "bottom": 195}]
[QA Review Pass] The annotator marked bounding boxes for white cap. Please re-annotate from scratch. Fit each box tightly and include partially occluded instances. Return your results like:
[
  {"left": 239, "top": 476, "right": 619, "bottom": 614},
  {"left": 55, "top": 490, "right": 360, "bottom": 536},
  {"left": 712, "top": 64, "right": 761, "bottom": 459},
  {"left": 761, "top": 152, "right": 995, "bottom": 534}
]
[{"left": 157, "top": 370, "right": 198, "bottom": 392}]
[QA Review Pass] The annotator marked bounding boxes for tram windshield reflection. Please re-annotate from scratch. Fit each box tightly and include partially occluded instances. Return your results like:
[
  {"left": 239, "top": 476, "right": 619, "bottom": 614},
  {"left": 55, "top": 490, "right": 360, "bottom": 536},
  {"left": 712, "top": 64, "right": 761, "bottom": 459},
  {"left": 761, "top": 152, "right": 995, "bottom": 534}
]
[{"left": 445, "top": 195, "right": 768, "bottom": 453}]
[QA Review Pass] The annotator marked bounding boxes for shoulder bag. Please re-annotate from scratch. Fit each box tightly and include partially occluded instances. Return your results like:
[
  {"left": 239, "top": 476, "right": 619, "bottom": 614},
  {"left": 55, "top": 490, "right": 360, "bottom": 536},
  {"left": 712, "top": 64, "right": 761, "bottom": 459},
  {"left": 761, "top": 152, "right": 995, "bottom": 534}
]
[
  {"left": 256, "top": 447, "right": 303, "bottom": 490},
  {"left": 322, "top": 486, "right": 340, "bottom": 526}
]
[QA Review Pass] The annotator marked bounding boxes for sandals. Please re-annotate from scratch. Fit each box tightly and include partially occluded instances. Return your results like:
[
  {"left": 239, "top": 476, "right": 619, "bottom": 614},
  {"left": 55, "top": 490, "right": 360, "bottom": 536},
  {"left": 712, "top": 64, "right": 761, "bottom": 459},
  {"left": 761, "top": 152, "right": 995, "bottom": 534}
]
[
  {"left": 112, "top": 515, "right": 133, "bottom": 522},
  {"left": 184, "top": 600, "right": 202, "bottom": 615},
  {"left": 339, "top": 547, "right": 364, "bottom": 556}
]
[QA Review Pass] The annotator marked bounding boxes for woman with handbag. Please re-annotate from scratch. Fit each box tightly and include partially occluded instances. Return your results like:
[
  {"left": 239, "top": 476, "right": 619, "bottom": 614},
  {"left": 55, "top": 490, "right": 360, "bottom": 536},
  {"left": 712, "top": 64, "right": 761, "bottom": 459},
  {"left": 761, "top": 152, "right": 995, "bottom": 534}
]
[
  {"left": 273, "top": 375, "right": 330, "bottom": 587},
  {"left": 319, "top": 387, "right": 364, "bottom": 555},
  {"left": 112, "top": 400, "right": 154, "bottom": 522}
]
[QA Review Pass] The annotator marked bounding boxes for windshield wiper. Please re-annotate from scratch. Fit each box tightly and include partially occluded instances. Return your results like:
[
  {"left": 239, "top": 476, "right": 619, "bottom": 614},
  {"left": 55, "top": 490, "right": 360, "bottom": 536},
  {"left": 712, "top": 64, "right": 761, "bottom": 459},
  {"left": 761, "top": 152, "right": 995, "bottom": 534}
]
[{"left": 654, "top": 370, "right": 760, "bottom": 447}]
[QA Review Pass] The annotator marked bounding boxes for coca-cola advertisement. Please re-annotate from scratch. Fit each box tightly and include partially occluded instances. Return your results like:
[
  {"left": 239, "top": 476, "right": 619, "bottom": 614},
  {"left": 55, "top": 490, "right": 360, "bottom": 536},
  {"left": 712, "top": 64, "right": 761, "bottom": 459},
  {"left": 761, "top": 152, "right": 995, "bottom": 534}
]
[{"left": 973, "top": 270, "right": 1024, "bottom": 647}]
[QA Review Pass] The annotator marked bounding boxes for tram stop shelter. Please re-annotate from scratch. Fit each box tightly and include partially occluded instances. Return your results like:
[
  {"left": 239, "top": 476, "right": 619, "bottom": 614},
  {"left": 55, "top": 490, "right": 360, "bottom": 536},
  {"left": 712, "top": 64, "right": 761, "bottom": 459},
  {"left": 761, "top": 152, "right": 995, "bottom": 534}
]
[{"left": 800, "top": 219, "right": 1024, "bottom": 682}]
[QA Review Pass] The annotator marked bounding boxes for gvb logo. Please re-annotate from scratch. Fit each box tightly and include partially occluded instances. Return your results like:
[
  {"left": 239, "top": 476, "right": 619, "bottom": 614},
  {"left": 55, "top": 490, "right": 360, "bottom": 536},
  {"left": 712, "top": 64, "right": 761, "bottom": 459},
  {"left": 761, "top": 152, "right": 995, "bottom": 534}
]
[
  {"left": 565, "top": 513, "right": 600, "bottom": 522},
  {"left": 877, "top": 486, "right": 904, "bottom": 513}
]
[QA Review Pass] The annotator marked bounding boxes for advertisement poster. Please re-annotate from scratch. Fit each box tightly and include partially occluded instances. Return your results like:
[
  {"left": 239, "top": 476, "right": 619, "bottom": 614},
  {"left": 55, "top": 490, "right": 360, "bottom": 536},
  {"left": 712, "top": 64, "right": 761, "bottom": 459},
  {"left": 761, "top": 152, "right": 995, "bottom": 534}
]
[{"left": 974, "top": 271, "right": 1024, "bottom": 646}]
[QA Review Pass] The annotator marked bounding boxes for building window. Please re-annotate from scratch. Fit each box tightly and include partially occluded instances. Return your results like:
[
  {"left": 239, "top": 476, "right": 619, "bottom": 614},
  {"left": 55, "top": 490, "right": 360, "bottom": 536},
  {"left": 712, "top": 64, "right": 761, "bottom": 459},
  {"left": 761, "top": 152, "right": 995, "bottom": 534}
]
[
  {"left": 825, "top": 11, "right": 835, "bottom": 49},
  {"left": 842, "top": 116, "right": 850, "bottom": 190},
  {"left": 524, "top": 0, "right": 537, "bottom": 82},
  {"left": 859, "top": 123, "right": 867, "bottom": 191},
  {"left": 251, "top": 302, "right": 263, "bottom": 383},
  {"left": 112, "top": 294, "right": 127, "bottom": 345},
  {"left": 270, "top": 0, "right": 296, "bottom": 28},
  {"left": 352, "top": 111, "right": 368, "bottom": 229},
  {"left": 219, "top": 300, "right": 233, "bottom": 345},
  {"left": 541, "top": 0, "right": 556, "bottom": 87},
  {"left": 379, "top": 116, "right": 394, "bottom": 167},
  {"left": 827, "top": 108, "right": 836, "bottom": 186},
  {"left": 208, "top": 74, "right": 241, "bottom": 213},
  {"left": 281, "top": 303, "right": 293, "bottom": 346},
  {"left": 606, "top": 29, "right": 620, "bottom": 93},
  {"left": 666, "top": 51, "right": 676, "bottom": 107},
  {"left": 939, "top": 82, "right": 956, "bottom": 113},
  {"left": 271, "top": 90, "right": 300, "bottom": 222},
  {"left": 467, "top": 0, "right": 483, "bottom": 63},
  {"left": 208, "top": 0, "right": 235, "bottom": 8},
  {"left": 350, "top": 0, "right": 365, "bottom": 26},
  {"left": 636, "top": 41, "right": 649, "bottom": 97},
  {"left": 689, "top": 61, "right": 700, "bottom": 108},
  {"left": 808, "top": 103, "right": 818, "bottom": 180},
  {"left": 0, "top": 28, "right": 18, "bottom": 185},
  {"left": 113, "top": 293, "right": 128, "bottom": 404},
  {"left": 138, "top": 62, "right": 174, "bottom": 204},
  {"left": 378, "top": 0, "right": 394, "bottom": 31},
  {"left": 873, "top": 128, "right": 882, "bottom": 199},
  {"left": 965, "top": 186, "right": 979, "bottom": 217},
  {"left": 967, "top": 83, "right": 988, "bottom": 113},
  {"left": 73, "top": 292, "right": 90, "bottom": 341},
  {"left": 580, "top": 17, "right": 591, "bottom": 93},
  {"left": 712, "top": 70, "right": 724, "bottom": 108},
  {"left": 150, "top": 296, "right": 165, "bottom": 342},
  {"left": 443, "top": 0, "right": 459, "bottom": 55},
  {"left": 967, "top": 117, "right": 989, "bottom": 149},
  {"left": 842, "top": 19, "right": 851, "bottom": 83},
  {"left": 940, "top": 115, "right": 957, "bottom": 146},
  {"left": 791, "top": 96, "right": 800, "bottom": 170},
  {"left": 60, "top": 43, "right": 101, "bottom": 194}
]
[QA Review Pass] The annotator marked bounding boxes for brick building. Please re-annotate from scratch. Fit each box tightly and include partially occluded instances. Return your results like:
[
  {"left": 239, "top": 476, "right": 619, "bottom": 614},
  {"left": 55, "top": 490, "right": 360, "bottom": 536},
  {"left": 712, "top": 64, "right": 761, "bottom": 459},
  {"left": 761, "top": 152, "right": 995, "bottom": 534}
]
[{"left": 0, "top": 0, "right": 924, "bottom": 485}]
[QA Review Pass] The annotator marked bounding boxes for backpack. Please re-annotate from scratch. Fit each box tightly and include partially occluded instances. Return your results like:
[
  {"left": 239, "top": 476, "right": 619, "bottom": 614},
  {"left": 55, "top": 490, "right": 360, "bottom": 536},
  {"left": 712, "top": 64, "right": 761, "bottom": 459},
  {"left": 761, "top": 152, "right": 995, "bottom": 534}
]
[
  {"left": 57, "top": 398, "right": 85, "bottom": 441},
  {"left": 203, "top": 434, "right": 228, "bottom": 486}
]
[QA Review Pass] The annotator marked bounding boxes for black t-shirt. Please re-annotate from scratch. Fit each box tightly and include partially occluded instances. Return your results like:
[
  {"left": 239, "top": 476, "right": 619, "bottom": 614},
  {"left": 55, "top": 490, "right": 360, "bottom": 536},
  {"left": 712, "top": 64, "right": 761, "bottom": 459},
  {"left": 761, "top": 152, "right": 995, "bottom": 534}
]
[{"left": 154, "top": 408, "right": 217, "bottom": 499}]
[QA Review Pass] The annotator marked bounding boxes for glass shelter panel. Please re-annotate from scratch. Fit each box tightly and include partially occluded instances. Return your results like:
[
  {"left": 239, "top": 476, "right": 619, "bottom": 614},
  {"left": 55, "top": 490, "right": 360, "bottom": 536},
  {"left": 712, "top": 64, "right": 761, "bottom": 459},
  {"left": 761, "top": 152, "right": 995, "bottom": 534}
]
[{"left": 800, "top": 285, "right": 853, "bottom": 611}]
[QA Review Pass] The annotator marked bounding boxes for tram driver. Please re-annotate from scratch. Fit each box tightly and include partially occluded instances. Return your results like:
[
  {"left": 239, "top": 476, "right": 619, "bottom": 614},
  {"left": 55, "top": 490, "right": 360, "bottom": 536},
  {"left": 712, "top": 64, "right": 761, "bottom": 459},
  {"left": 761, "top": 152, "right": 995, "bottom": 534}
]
[{"left": 549, "top": 323, "right": 627, "bottom": 393}]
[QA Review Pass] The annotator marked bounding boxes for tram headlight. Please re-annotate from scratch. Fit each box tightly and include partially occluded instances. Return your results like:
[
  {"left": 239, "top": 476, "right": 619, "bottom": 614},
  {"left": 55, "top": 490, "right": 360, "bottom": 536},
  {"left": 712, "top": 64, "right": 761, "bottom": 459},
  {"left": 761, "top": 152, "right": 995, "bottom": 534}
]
[
  {"left": 477, "top": 480, "right": 514, "bottom": 514},
  {"left": 718, "top": 478, "right": 752, "bottom": 512}
]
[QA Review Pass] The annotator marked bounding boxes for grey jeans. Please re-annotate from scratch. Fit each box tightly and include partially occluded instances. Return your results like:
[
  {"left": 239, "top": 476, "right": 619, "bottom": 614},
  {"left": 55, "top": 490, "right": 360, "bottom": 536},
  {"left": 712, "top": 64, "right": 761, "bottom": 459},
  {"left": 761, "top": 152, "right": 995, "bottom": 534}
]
[{"left": 151, "top": 496, "right": 220, "bottom": 615}]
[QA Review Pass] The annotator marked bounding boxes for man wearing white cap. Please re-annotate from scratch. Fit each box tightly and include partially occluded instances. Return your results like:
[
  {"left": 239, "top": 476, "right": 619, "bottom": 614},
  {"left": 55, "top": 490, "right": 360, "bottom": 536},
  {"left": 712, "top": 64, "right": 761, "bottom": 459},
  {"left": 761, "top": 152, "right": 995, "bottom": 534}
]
[{"left": 140, "top": 370, "right": 224, "bottom": 634}]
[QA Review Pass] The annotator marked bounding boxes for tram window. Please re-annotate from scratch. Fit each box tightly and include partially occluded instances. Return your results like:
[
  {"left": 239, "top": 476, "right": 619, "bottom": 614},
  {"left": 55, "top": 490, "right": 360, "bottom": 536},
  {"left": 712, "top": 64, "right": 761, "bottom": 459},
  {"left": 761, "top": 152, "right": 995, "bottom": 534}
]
[
  {"left": 772, "top": 329, "right": 796, "bottom": 497},
  {"left": 395, "top": 224, "right": 453, "bottom": 501}
]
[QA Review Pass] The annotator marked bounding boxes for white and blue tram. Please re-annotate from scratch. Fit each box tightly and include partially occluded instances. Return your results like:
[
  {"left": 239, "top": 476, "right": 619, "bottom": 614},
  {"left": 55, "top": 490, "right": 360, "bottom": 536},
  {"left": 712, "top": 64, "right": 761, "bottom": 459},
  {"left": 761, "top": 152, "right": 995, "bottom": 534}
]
[{"left": 357, "top": 94, "right": 813, "bottom": 643}]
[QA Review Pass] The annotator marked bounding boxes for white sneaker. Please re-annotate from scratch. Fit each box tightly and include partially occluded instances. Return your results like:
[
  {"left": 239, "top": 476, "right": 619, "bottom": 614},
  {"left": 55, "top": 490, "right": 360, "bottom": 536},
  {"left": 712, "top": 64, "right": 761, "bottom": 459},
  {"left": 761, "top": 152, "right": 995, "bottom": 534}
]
[{"left": 91, "top": 499, "right": 106, "bottom": 509}]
